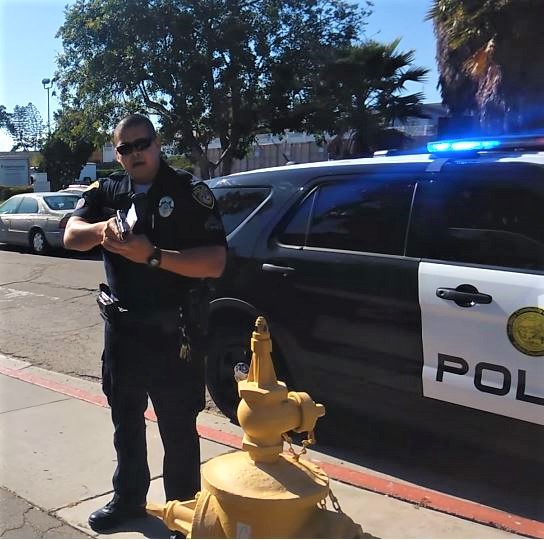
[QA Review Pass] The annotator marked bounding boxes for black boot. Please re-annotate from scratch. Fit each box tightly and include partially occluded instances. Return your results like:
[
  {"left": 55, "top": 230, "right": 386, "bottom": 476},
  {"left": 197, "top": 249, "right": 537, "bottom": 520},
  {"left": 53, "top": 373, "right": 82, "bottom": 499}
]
[{"left": 88, "top": 498, "right": 147, "bottom": 532}]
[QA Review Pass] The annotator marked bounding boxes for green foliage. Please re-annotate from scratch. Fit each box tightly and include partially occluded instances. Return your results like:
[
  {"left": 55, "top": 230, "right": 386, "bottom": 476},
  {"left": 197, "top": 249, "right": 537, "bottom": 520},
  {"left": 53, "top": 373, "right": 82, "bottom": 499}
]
[
  {"left": 39, "top": 133, "right": 94, "bottom": 191},
  {"left": 96, "top": 165, "right": 123, "bottom": 178},
  {"left": 7, "top": 103, "right": 44, "bottom": 151},
  {"left": 0, "top": 105, "right": 13, "bottom": 134},
  {"left": 53, "top": 106, "right": 107, "bottom": 150},
  {"left": 55, "top": 0, "right": 425, "bottom": 168},
  {"left": 166, "top": 154, "right": 194, "bottom": 174},
  {"left": 429, "top": 0, "right": 544, "bottom": 132},
  {"left": 294, "top": 40, "right": 428, "bottom": 156},
  {"left": 0, "top": 185, "right": 33, "bottom": 203},
  {"left": 55, "top": 0, "right": 371, "bottom": 177}
]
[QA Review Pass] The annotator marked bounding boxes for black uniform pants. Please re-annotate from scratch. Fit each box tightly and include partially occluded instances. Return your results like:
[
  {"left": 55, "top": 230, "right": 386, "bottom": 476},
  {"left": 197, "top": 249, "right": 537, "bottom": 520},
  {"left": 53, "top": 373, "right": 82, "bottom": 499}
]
[{"left": 101, "top": 320, "right": 204, "bottom": 505}]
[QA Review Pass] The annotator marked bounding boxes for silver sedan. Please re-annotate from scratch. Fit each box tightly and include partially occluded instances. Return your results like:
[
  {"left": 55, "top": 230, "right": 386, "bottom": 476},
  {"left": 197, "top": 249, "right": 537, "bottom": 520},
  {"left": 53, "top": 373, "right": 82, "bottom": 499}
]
[{"left": 0, "top": 192, "right": 82, "bottom": 254}]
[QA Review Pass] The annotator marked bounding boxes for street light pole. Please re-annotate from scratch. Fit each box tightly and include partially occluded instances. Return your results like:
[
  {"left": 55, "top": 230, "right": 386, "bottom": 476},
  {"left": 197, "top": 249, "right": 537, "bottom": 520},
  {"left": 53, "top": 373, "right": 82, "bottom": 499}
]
[{"left": 41, "top": 77, "right": 55, "bottom": 135}]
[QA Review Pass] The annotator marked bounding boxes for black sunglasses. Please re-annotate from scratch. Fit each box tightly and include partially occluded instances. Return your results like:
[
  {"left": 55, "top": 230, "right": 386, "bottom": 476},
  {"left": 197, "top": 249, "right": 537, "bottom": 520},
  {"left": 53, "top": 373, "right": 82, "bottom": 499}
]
[{"left": 115, "top": 137, "right": 153, "bottom": 156}]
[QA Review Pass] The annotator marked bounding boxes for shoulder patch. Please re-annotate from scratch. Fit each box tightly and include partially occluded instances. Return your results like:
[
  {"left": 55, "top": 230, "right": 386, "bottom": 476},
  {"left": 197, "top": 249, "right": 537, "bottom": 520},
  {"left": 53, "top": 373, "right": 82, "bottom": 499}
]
[{"left": 192, "top": 182, "right": 214, "bottom": 209}]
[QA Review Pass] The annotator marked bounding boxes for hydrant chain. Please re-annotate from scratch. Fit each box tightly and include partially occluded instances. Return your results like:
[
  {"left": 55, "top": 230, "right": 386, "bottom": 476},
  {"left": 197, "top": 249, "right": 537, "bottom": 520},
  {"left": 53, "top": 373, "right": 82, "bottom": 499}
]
[
  {"left": 282, "top": 430, "right": 316, "bottom": 462},
  {"left": 329, "top": 489, "right": 345, "bottom": 514}
]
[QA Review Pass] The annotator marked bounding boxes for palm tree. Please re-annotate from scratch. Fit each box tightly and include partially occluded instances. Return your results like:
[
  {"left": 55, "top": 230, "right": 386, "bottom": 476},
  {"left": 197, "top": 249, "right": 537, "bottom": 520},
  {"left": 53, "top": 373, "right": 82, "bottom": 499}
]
[
  {"left": 428, "top": 0, "right": 544, "bottom": 133},
  {"left": 303, "top": 40, "right": 429, "bottom": 157}
]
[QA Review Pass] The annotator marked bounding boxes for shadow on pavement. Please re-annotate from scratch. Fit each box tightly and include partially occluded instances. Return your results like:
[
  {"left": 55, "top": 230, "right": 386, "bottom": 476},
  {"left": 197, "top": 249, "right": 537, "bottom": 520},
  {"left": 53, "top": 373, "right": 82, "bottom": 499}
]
[
  {"left": 95, "top": 515, "right": 172, "bottom": 538},
  {"left": 312, "top": 411, "right": 544, "bottom": 523}
]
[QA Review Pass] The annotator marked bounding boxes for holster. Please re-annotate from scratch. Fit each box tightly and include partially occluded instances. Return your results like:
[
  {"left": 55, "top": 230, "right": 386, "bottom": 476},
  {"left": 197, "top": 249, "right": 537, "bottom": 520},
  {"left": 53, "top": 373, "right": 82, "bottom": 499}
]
[
  {"left": 183, "top": 282, "right": 211, "bottom": 347},
  {"left": 96, "top": 283, "right": 123, "bottom": 324}
]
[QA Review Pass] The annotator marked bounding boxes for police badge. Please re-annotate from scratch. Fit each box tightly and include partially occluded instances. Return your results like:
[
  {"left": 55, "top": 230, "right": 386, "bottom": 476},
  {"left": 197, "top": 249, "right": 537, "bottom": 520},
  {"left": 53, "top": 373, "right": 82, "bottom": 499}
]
[
  {"left": 192, "top": 183, "right": 214, "bottom": 209},
  {"left": 158, "top": 196, "right": 175, "bottom": 218}
]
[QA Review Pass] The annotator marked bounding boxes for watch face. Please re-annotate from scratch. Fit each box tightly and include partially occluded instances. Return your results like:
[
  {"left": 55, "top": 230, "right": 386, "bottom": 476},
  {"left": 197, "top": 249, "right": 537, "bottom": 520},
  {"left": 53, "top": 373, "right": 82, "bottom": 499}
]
[{"left": 148, "top": 248, "right": 161, "bottom": 267}]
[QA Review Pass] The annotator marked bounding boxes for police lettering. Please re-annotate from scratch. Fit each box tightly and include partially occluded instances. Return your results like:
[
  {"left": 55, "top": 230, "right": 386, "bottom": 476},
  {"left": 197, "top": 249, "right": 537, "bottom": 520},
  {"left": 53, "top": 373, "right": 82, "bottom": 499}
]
[{"left": 436, "top": 354, "right": 544, "bottom": 406}]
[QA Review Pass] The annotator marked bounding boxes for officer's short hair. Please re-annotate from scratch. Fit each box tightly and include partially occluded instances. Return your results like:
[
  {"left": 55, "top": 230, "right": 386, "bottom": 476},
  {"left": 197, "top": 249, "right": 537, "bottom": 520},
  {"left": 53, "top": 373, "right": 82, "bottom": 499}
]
[{"left": 114, "top": 114, "right": 157, "bottom": 143}]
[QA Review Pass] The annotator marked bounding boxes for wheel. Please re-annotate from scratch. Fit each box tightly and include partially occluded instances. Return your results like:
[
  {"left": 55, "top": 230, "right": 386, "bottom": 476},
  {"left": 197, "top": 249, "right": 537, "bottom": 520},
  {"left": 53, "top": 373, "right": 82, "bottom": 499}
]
[
  {"left": 206, "top": 323, "right": 252, "bottom": 421},
  {"left": 206, "top": 321, "right": 290, "bottom": 422},
  {"left": 30, "top": 229, "right": 49, "bottom": 255}
]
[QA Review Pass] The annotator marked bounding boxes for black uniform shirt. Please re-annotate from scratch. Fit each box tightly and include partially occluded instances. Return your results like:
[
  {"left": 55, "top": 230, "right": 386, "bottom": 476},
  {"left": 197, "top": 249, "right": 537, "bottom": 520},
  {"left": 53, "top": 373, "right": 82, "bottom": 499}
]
[{"left": 72, "top": 161, "right": 226, "bottom": 310}]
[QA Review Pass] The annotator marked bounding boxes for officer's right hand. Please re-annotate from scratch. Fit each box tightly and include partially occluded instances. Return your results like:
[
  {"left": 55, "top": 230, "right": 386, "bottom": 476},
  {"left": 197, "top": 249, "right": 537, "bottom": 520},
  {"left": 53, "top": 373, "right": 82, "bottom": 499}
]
[{"left": 102, "top": 217, "right": 125, "bottom": 244}]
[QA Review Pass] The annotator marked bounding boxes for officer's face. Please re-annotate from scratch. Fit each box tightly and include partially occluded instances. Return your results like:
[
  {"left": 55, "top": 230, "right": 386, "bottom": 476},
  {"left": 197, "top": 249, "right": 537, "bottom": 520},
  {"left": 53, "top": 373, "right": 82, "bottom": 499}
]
[{"left": 115, "top": 124, "right": 161, "bottom": 183}]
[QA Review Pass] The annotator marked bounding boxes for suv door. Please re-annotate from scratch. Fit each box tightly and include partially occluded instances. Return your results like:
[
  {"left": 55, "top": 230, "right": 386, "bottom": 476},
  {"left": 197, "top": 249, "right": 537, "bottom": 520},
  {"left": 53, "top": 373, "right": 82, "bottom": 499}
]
[
  {"left": 254, "top": 172, "right": 422, "bottom": 417},
  {"left": 408, "top": 162, "right": 544, "bottom": 426}
]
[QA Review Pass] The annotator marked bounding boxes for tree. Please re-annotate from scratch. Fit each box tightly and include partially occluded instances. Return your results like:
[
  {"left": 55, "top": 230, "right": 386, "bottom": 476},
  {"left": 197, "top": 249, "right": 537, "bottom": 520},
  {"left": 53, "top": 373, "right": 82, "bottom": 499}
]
[
  {"left": 8, "top": 103, "right": 45, "bottom": 151},
  {"left": 428, "top": 0, "right": 544, "bottom": 133},
  {"left": 56, "top": 0, "right": 370, "bottom": 177},
  {"left": 293, "top": 40, "right": 428, "bottom": 157},
  {"left": 0, "top": 105, "right": 13, "bottom": 133},
  {"left": 39, "top": 133, "right": 94, "bottom": 191},
  {"left": 53, "top": 106, "right": 107, "bottom": 153}
]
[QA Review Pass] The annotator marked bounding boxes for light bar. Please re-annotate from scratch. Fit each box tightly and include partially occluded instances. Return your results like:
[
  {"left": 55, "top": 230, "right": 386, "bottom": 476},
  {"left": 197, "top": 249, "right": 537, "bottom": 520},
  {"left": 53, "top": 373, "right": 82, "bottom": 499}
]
[
  {"left": 427, "top": 139, "right": 500, "bottom": 153},
  {"left": 427, "top": 133, "right": 544, "bottom": 154}
]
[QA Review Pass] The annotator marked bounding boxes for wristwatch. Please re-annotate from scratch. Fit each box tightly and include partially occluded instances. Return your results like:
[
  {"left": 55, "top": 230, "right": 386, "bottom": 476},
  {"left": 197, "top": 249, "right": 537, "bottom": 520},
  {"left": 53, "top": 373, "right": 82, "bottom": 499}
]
[{"left": 147, "top": 246, "right": 162, "bottom": 267}]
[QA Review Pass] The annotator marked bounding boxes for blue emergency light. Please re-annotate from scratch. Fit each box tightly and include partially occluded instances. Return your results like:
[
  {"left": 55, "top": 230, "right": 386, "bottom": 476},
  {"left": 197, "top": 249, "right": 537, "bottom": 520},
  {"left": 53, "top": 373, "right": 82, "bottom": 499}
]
[
  {"left": 427, "top": 133, "right": 544, "bottom": 154},
  {"left": 427, "top": 138, "right": 500, "bottom": 153}
]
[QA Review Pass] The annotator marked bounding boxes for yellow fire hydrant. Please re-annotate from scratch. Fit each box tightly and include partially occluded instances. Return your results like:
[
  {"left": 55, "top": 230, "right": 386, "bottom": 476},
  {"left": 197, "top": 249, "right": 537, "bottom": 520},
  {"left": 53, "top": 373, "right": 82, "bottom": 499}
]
[{"left": 147, "top": 316, "right": 364, "bottom": 538}]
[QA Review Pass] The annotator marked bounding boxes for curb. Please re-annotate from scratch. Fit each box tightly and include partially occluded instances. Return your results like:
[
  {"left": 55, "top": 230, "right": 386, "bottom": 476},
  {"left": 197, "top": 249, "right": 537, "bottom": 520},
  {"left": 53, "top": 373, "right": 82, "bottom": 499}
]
[{"left": 1, "top": 363, "right": 542, "bottom": 538}]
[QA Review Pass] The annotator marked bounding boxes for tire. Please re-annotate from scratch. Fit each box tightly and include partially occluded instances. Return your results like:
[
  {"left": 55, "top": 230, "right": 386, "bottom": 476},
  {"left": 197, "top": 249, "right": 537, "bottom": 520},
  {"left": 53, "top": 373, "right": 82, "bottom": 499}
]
[
  {"left": 30, "top": 229, "right": 49, "bottom": 255},
  {"left": 206, "top": 321, "right": 290, "bottom": 422}
]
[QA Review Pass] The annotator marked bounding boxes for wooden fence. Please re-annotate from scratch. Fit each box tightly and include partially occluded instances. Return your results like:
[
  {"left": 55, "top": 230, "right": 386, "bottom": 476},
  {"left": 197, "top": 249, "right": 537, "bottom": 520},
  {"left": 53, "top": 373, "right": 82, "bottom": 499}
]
[{"left": 204, "top": 140, "right": 330, "bottom": 177}]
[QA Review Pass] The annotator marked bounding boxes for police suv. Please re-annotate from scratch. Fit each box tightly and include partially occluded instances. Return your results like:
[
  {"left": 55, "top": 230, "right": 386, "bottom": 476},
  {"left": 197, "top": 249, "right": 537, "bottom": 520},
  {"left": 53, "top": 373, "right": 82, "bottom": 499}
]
[{"left": 205, "top": 134, "right": 544, "bottom": 460}]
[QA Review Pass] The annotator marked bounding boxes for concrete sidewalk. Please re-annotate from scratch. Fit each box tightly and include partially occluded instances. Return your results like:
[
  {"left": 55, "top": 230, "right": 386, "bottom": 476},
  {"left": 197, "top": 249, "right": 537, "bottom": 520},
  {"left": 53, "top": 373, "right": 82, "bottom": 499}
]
[{"left": 0, "top": 354, "right": 540, "bottom": 539}]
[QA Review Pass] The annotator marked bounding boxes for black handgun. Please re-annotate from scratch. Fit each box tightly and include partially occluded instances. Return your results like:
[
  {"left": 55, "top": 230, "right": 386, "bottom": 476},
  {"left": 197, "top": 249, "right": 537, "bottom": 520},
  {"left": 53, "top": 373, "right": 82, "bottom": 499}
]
[{"left": 115, "top": 210, "right": 130, "bottom": 240}]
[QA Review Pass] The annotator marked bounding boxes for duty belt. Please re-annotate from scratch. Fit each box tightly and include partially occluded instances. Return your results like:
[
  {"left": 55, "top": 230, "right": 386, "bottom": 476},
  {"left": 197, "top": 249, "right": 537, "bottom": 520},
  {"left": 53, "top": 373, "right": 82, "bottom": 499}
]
[{"left": 96, "top": 283, "right": 182, "bottom": 332}]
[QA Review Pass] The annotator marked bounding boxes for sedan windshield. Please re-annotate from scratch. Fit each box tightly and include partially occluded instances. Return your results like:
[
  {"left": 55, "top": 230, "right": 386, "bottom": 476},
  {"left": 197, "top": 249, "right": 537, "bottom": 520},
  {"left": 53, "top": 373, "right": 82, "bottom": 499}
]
[{"left": 43, "top": 195, "right": 80, "bottom": 211}]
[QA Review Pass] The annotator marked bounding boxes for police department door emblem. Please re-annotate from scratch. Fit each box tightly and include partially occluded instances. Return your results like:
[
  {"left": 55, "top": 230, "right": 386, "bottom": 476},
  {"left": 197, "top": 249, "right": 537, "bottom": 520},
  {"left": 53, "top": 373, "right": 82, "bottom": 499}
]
[
  {"left": 507, "top": 307, "right": 544, "bottom": 356},
  {"left": 158, "top": 196, "right": 174, "bottom": 217},
  {"left": 192, "top": 183, "right": 214, "bottom": 209}
]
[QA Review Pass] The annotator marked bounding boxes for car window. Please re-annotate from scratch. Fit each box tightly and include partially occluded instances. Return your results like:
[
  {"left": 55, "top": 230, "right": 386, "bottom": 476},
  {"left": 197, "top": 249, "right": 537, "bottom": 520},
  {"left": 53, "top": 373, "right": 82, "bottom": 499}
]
[
  {"left": 17, "top": 197, "right": 39, "bottom": 214},
  {"left": 0, "top": 197, "right": 22, "bottom": 214},
  {"left": 277, "top": 192, "right": 315, "bottom": 246},
  {"left": 279, "top": 176, "right": 415, "bottom": 255},
  {"left": 211, "top": 186, "right": 270, "bottom": 234},
  {"left": 408, "top": 165, "right": 544, "bottom": 271},
  {"left": 42, "top": 195, "right": 80, "bottom": 211}
]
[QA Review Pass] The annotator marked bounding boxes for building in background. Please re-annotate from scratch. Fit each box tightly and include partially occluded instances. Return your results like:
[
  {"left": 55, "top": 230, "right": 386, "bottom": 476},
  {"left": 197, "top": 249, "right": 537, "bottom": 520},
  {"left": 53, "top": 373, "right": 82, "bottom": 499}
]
[
  {"left": 0, "top": 151, "right": 36, "bottom": 186},
  {"left": 392, "top": 103, "right": 448, "bottom": 142}
]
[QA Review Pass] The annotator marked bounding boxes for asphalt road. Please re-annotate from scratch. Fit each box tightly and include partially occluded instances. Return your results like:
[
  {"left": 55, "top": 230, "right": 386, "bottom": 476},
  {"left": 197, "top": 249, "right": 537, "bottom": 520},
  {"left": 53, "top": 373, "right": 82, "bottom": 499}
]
[
  {"left": 0, "top": 246, "right": 104, "bottom": 381},
  {"left": 0, "top": 244, "right": 542, "bottom": 525},
  {"left": 0, "top": 245, "right": 221, "bottom": 411}
]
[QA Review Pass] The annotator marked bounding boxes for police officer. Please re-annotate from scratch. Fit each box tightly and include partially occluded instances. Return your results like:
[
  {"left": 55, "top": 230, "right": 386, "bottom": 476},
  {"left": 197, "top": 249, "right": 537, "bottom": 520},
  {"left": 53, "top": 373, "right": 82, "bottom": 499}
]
[{"left": 63, "top": 114, "right": 227, "bottom": 534}]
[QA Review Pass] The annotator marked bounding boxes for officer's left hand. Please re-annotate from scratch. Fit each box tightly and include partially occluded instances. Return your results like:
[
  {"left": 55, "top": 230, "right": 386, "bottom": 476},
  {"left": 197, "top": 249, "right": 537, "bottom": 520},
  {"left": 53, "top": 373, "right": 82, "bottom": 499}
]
[{"left": 102, "top": 233, "right": 154, "bottom": 264}]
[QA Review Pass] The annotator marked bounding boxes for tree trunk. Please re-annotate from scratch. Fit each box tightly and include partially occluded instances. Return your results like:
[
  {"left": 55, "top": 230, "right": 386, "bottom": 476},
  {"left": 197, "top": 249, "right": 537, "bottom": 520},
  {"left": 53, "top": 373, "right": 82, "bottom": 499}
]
[
  {"left": 220, "top": 152, "right": 234, "bottom": 176},
  {"left": 186, "top": 143, "right": 211, "bottom": 180}
]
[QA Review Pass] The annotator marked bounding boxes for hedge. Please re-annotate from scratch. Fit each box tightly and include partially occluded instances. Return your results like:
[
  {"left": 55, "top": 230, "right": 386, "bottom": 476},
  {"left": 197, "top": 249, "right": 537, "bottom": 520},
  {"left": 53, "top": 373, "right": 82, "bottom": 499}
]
[
  {"left": 0, "top": 185, "right": 34, "bottom": 203},
  {"left": 97, "top": 166, "right": 124, "bottom": 178}
]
